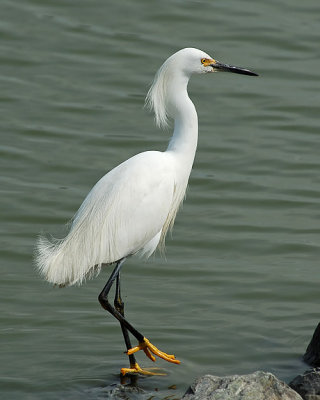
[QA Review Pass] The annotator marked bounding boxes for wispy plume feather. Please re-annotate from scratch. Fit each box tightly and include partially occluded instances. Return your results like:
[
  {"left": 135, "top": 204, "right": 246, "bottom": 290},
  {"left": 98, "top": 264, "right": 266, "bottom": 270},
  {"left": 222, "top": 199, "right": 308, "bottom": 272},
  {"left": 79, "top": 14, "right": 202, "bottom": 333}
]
[{"left": 145, "top": 56, "right": 173, "bottom": 129}]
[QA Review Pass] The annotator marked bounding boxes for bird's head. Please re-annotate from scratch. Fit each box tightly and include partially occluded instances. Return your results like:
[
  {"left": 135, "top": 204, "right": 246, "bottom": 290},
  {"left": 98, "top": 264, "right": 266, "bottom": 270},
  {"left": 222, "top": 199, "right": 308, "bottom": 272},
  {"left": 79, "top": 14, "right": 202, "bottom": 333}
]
[
  {"left": 173, "top": 48, "right": 258, "bottom": 77},
  {"left": 146, "top": 48, "right": 258, "bottom": 129}
]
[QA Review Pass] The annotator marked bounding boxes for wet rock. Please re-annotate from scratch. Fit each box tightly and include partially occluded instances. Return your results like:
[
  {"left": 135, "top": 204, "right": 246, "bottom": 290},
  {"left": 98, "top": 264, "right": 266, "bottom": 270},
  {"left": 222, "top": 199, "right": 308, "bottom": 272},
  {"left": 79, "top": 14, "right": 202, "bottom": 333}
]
[
  {"left": 87, "top": 382, "right": 145, "bottom": 400},
  {"left": 289, "top": 368, "right": 320, "bottom": 400},
  {"left": 182, "top": 371, "right": 302, "bottom": 400},
  {"left": 304, "top": 323, "right": 320, "bottom": 367}
]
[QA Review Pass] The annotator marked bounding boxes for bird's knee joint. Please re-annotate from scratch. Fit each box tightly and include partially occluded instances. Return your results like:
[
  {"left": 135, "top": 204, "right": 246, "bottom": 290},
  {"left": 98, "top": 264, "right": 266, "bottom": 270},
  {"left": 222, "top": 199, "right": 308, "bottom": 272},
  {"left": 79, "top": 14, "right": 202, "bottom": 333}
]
[{"left": 98, "top": 293, "right": 111, "bottom": 310}]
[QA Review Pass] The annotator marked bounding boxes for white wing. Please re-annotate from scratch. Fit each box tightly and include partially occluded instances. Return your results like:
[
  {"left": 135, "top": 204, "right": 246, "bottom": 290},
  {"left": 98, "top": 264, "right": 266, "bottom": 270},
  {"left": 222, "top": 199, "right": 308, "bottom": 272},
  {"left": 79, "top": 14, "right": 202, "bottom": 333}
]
[{"left": 36, "top": 151, "right": 178, "bottom": 286}]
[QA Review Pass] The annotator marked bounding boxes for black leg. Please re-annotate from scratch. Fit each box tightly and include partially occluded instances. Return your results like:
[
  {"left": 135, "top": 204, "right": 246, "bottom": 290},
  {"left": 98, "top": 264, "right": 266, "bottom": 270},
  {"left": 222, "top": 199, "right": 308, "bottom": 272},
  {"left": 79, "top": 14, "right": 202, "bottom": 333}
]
[
  {"left": 98, "top": 258, "right": 144, "bottom": 343},
  {"left": 99, "top": 258, "right": 180, "bottom": 375},
  {"left": 113, "top": 270, "right": 137, "bottom": 367}
]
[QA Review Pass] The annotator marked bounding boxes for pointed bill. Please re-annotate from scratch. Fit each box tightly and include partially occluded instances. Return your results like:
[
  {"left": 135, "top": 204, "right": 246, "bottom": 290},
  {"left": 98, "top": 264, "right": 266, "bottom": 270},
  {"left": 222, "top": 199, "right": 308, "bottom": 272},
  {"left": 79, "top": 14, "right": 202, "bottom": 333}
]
[{"left": 209, "top": 60, "right": 258, "bottom": 76}]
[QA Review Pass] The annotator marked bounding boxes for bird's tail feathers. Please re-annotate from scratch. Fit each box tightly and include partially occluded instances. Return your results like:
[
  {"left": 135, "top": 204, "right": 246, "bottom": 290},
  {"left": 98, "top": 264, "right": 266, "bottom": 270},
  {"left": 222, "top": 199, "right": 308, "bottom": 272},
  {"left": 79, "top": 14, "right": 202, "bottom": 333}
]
[{"left": 35, "top": 232, "right": 101, "bottom": 287}]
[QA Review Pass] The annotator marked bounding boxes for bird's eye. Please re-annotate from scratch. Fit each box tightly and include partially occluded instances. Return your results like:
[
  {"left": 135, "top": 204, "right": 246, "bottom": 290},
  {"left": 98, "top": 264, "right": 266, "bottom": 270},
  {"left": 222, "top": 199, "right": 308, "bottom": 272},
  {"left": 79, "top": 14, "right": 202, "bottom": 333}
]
[{"left": 201, "top": 58, "right": 207, "bottom": 65}]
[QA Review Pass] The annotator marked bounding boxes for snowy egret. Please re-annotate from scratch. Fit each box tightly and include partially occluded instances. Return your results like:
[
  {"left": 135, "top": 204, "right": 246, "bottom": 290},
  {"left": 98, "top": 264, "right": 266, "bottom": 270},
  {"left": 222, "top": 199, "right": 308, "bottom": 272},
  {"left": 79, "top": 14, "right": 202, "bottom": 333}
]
[{"left": 36, "top": 48, "right": 257, "bottom": 376}]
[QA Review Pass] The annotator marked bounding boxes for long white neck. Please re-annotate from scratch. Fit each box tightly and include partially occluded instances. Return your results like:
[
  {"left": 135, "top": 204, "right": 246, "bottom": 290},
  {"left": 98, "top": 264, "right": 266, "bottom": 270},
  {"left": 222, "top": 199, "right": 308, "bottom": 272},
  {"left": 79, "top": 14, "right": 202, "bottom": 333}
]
[
  {"left": 157, "top": 73, "right": 198, "bottom": 247},
  {"left": 167, "top": 82, "right": 198, "bottom": 158},
  {"left": 145, "top": 51, "right": 202, "bottom": 247},
  {"left": 146, "top": 60, "right": 198, "bottom": 171},
  {"left": 166, "top": 73, "right": 198, "bottom": 170}
]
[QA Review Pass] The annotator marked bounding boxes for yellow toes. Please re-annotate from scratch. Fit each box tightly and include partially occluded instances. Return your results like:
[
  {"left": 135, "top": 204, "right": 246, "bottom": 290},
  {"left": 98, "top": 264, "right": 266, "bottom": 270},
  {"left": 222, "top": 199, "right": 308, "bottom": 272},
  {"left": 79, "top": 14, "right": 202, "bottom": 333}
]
[
  {"left": 121, "top": 362, "right": 166, "bottom": 376},
  {"left": 121, "top": 337, "right": 180, "bottom": 376},
  {"left": 126, "top": 337, "right": 180, "bottom": 365}
]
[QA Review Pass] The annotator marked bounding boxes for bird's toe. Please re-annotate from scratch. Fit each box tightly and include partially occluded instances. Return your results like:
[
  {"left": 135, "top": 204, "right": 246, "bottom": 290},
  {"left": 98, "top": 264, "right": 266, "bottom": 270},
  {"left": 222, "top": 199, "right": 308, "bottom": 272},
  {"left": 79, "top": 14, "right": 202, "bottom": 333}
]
[{"left": 127, "top": 337, "right": 180, "bottom": 365}]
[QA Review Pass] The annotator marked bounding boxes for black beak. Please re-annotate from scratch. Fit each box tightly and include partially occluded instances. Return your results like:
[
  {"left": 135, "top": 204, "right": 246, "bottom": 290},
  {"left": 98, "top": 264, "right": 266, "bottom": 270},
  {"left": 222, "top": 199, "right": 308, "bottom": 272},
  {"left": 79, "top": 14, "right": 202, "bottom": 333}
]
[{"left": 211, "top": 61, "right": 258, "bottom": 76}]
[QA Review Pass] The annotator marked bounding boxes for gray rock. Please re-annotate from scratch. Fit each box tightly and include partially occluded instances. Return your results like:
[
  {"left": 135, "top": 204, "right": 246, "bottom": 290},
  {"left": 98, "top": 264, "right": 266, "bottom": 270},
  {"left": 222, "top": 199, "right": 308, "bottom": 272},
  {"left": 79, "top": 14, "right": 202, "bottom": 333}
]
[
  {"left": 84, "top": 382, "right": 146, "bottom": 400},
  {"left": 304, "top": 323, "right": 320, "bottom": 367},
  {"left": 182, "top": 371, "right": 303, "bottom": 400},
  {"left": 289, "top": 368, "right": 320, "bottom": 400}
]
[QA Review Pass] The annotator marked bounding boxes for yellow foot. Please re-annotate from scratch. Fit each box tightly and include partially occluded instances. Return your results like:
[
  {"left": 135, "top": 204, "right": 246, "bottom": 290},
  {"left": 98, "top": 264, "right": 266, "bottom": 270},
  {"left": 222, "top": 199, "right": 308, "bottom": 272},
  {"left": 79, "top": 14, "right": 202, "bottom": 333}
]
[
  {"left": 127, "top": 337, "right": 181, "bottom": 364},
  {"left": 121, "top": 362, "right": 166, "bottom": 376}
]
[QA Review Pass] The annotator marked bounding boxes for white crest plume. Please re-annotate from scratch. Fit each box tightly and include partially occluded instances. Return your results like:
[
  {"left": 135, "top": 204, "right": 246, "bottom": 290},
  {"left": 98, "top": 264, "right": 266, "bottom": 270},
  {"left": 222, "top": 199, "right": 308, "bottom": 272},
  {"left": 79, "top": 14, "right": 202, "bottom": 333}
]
[{"left": 145, "top": 54, "right": 174, "bottom": 129}]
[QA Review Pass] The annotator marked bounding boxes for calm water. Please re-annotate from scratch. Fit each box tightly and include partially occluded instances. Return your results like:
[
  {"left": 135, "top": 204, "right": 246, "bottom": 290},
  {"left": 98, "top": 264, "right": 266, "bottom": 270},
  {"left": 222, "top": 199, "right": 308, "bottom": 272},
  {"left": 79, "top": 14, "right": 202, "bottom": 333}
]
[{"left": 1, "top": 0, "right": 320, "bottom": 398}]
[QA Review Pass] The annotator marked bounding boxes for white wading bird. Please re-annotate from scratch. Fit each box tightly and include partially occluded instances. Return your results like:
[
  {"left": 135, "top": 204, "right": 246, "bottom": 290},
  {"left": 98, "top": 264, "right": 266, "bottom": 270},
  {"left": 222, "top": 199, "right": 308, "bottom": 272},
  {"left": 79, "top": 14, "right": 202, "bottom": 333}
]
[{"left": 36, "top": 48, "right": 257, "bottom": 376}]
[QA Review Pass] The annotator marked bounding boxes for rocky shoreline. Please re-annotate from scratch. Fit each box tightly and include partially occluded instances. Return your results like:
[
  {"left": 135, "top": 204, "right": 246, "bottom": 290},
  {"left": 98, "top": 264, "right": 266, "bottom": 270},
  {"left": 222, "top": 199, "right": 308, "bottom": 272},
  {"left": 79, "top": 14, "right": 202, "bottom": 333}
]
[
  {"left": 182, "top": 323, "right": 320, "bottom": 400},
  {"left": 104, "top": 323, "right": 320, "bottom": 399},
  {"left": 182, "top": 368, "right": 320, "bottom": 400}
]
